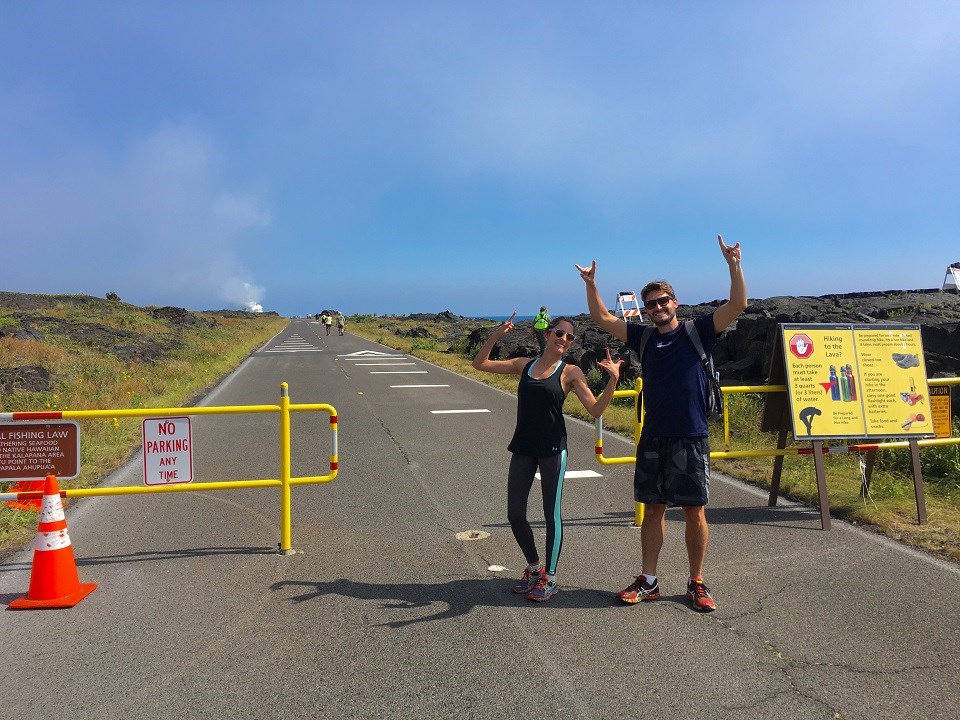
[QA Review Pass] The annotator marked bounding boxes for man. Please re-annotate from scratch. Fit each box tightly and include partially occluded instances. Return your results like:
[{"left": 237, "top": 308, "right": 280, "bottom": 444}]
[
  {"left": 533, "top": 306, "right": 550, "bottom": 354},
  {"left": 576, "top": 235, "right": 746, "bottom": 612}
]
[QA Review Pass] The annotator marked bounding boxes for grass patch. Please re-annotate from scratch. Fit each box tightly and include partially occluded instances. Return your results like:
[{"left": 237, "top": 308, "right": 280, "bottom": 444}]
[
  {"left": 0, "top": 303, "right": 287, "bottom": 554},
  {"left": 711, "top": 393, "right": 960, "bottom": 563}
]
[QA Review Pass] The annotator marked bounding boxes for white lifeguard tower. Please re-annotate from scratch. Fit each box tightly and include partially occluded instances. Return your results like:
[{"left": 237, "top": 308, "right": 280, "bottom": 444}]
[
  {"left": 614, "top": 291, "right": 642, "bottom": 322},
  {"left": 942, "top": 262, "right": 960, "bottom": 291}
]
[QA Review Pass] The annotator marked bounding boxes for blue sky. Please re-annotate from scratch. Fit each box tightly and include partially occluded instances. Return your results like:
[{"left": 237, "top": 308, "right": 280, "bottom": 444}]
[{"left": 2, "top": 2, "right": 958, "bottom": 318}]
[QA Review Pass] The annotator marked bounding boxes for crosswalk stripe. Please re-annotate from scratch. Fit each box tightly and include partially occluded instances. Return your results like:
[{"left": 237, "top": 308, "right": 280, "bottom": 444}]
[
  {"left": 338, "top": 350, "right": 405, "bottom": 357},
  {"left": 265, "top": 348, "right": 323, "bottom": 353},
  {"left": 354, "top": 362, "right": 417, "bottom": 366}
]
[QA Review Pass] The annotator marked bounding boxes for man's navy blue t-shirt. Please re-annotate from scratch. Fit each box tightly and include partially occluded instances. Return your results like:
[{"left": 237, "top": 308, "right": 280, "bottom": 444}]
[{"left": 626, "top": 312, "right": 717, "bottom": 438}]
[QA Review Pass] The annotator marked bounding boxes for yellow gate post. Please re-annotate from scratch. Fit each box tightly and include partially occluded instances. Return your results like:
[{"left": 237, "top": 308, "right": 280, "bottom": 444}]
[
  {"left": 278, "top": 382, "right": 294, "bottom": 555},
  {"left": 594, "top": 391, "right": 645, "bottom": 527}
]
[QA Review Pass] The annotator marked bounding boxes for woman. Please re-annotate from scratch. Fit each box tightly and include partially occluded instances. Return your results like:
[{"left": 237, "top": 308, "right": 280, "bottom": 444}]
[{"left": 473, "top": 313, "right": 623, "bottom": 602}]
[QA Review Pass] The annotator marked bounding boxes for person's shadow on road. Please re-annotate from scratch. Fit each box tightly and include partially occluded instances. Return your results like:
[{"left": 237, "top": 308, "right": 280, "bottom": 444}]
[{"left": 271, "top": 576, "right": 619, "bottom": 628}]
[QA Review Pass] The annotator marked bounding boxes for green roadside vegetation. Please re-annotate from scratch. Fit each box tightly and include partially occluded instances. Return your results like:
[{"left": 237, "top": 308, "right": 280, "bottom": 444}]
[
  {"left": 0, "top": 297, "right": 287, "bottom": 554},
  {"left": 348, "top": 313, "right": 960, "bottom": 563}
]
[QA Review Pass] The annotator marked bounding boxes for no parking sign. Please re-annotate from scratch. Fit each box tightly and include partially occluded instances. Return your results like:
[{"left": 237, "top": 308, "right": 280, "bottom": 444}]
[{"left": 142, "top": 417, "right": 193, "bottom": 486}]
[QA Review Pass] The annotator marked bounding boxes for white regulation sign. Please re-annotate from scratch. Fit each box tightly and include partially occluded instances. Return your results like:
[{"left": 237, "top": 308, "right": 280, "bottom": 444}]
[{"left": 142, "top": 417, "right": 194, "bottom": 486}]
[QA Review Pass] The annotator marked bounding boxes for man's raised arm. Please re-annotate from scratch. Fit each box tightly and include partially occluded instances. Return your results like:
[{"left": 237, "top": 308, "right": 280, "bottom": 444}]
[{"left": 712, "top": 234, "right": 748, "bottom": 333}]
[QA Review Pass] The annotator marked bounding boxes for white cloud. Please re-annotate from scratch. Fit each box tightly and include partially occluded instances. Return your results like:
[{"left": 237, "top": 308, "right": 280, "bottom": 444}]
[
  {"left": 219, "top": 279, "right": 265, "bottom": 312},
  {"left": 2, "top": 121, "right": 271, "bottom": 310}
]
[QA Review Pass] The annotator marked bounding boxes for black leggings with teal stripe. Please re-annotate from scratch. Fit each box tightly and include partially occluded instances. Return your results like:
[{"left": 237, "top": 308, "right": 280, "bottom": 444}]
[{"left": 507, "top": 451, "right": 567, "bottom": 576}]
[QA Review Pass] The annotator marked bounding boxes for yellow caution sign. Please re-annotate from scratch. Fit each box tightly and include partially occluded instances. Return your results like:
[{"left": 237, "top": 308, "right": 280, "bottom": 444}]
[
  {"left": 853, "top": 326, "right": 931, "bottom": 437},
  {"left": 929, "top": 385, "right": 953, "bottom": 439},
  {"left": 781, "top": 324, "right": 933, "bottom": 440}
]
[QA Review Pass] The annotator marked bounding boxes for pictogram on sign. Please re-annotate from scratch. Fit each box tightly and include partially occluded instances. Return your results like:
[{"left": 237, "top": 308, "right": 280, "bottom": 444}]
[
  {"left": 789, "top": 333, "right": 815, "bottom": 359},
  {"left": 142, "top": 417, "right": 193, "bottom": 486}
]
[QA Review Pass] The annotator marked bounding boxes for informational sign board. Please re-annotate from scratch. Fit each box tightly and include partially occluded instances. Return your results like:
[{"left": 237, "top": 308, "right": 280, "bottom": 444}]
[
  {"left": 781, "top": 324, "right": 933, "bottom": 440},
  {"left": 142, "top": 417, "right": 193, "bottom": 486},
  {"left": 929, "top": 385, "right": 953, "bottom": 439},
  {"left": 0, "top": 421, "right": 80, "bottom": 480}
]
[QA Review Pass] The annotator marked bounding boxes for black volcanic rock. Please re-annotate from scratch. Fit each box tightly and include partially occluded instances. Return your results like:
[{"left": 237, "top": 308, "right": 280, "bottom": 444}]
[{"left": 703, "top": 289, "right": 960, "bottom": 383}]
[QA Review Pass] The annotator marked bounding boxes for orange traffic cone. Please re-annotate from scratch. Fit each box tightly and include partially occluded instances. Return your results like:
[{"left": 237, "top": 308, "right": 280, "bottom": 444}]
[
  {"left": 8, "top": 475, "right": 96, "bottom": 610},
  {"left": 3, "top": 479, "right": 44, "bottom": 511}
]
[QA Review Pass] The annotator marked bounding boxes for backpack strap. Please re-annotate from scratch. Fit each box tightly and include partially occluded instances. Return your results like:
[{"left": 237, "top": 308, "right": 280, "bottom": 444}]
[
  {"left": 684, "top": 319, "right": 724, "bottom": 420},
  {"left": 682, "top": 320, "right": 709, "bottom": 366},
  {"left": 637, "top": 326, "right": 656, "bottom": 370}
]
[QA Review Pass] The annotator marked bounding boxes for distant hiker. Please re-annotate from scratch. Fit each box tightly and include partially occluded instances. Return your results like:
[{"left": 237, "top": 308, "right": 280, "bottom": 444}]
[
  {"left": 533, "top": 306, "right": 551, "bottom": 354},
  {"left": 473, "top": 312, "right": 623, "bottom": 602},
  {"left": 576, "top": 234, "right": 747, "bottom": 612},
  {"left": 322, "top": 313, "right": 333, "bottom": 335},
  {"left": 336, "top": 313, "right": 345, "bottom": 336}
]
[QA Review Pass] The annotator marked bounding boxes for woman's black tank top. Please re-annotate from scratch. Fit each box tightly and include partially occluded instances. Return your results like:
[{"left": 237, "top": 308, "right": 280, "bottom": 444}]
[{"left": 507, "top": 358, "right": 567, "bottom": 457}]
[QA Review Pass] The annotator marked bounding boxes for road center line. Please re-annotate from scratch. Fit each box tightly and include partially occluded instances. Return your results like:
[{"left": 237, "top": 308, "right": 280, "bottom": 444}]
[
  {"left": 390, "top": 384, "right": 450, "bottom": 388},
  {"left": 535, "top": 470, "right": 603, "bottom": 479},
  {"left": 430, "top": 409, "right": 490, "bottom": 414}
]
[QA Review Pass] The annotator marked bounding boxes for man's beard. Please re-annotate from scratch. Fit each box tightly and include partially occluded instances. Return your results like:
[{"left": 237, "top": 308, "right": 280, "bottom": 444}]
[{"left": 651, "top": 309, "right": 676, "bottom": 327}]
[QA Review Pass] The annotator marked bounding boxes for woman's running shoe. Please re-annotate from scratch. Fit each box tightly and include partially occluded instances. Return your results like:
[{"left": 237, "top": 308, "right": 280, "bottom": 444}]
[
  {"left": 527, "top": 575, "right": 558, "bottom": 602},
  {"left": 511, "top": 566, "right": 543, "bottom": 594}
]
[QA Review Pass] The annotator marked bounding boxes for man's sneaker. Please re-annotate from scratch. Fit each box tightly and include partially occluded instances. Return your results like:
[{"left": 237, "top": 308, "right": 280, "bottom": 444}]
[
  {"left": 686, "top": 578, "right": 717, "bottom": 612},
  {"left": 618, "top": 575, "right": 661, "bottom": 604},
  {"left": 527, "top": 575, "right": 559, "bottom": 602},
  {"left": 511, "top": 566, "right": 543, "bottom": 594}
]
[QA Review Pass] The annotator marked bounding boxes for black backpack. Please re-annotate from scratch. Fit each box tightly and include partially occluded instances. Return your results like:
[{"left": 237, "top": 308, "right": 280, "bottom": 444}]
[{"left": 637, "top": 320, "right": 724, "bottom": 422}]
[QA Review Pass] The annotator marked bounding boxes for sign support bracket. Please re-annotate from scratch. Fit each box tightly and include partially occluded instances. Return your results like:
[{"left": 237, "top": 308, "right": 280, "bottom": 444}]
[
  {"left": 909, "top": 439, "right": 928, "bottom": 524},
  {"left": 811, "top": 441, "right": 831, "bottom": 530},
  {"left": 769, "top": 425, "right": 788, "bottom": 507}
]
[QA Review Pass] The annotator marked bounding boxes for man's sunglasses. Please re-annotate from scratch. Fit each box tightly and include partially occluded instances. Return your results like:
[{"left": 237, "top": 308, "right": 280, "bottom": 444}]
[
  {"left": 643, "top": 295, "right": 673, "bottom": 310},
  {"left": 553, "top": 329, "right": 575, "bottom": 342}
]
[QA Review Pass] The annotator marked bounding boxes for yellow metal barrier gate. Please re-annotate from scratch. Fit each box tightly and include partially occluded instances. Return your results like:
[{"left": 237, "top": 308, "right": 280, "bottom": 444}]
[
  {"left": 0, "top": 382, "right": 338, "bottom": 554},
  {"left": 593, "top": 378, "right": 959, "bottom": 529}
]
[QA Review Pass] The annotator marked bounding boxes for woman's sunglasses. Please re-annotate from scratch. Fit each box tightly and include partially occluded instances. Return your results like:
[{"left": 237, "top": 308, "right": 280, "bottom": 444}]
[
  {"left": 553, "top": 329, "right": 575, "bottom": 342},
  {"left": 643, "top": 295, "right": 673, "bottom": 310}
]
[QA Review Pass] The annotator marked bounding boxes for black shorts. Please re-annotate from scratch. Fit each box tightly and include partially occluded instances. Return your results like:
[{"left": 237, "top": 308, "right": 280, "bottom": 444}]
[{"left": 634, "top": 436, "right": 710, "bottom": 507}]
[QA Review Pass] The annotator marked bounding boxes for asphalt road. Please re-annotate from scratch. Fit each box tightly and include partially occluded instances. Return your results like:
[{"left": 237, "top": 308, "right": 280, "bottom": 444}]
[{"left": 2, "top": 319, "right": 958, "bottom": 719}]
